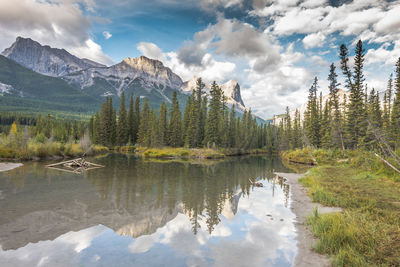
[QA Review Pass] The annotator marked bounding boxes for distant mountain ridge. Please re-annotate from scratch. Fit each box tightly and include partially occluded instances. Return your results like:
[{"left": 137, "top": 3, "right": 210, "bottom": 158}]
[
  {"left": 2, "top": 37, "right": 105, "bottom": 77},
  {"left": 1, "top": 37, "right": 256, "bottom": 119}
]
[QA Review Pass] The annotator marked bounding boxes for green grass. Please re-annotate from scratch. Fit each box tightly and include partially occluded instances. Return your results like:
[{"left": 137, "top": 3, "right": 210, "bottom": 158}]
[
  {"left": 136, "top": 147, "right": 225, "bottom": 159},
  {"left": 281, "top": 147, "right": 344, "bottom": 165},
  {"left": 299, "top": 163, "right": 400, "bottom": 266}
]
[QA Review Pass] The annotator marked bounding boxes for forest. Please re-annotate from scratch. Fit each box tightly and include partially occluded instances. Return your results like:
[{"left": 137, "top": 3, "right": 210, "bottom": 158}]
[{"left": 1, "top": 40, "right": 399, "bottom": 162}]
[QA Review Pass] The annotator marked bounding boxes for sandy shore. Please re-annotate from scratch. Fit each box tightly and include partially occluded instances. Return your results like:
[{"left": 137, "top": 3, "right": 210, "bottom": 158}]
[
  {"left": 275, "top": 172, "right": 342, "bottom": 267},
  {"left": 0, "top": 163, "right": 23, "bottom": 172}
]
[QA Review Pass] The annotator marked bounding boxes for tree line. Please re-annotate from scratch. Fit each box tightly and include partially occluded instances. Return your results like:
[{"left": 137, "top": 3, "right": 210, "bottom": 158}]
[
  {"left": 89, "top": 78, "right": 275, "bottom": 151},
  {"left": 279, "top": 40, "right": 400, "bottom": 154}
]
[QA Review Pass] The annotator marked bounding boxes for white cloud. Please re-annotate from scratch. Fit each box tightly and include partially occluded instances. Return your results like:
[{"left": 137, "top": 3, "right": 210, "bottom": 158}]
[
  {"left": 103, "top": 31, "right": 112, "bottom": 39},
  {"left": 302, "top": 32, "right": 326, "bottom": 49},
  {"left": 0, "top": 0, "right": 113, "bottom": 65},
  {"left": 374, "top": 6, "right": 400, "bottom": 34},
  {"left": 136, "top": 42, "right": 236, "bottom": 84},
  {"left": 137, "top": 42, "right": 168, "bottom": 63}
]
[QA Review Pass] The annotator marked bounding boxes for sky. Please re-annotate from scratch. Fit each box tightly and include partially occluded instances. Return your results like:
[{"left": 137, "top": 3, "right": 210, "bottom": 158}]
[{"left": 1, "top": 0, "right": 400, "bottom": 119}]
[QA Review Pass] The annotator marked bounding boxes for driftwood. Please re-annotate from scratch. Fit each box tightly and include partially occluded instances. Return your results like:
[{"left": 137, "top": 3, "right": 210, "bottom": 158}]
[
  {"left": 46, "top": 158, "right": 104, "bottom": 174},
  {"left": 375, "top": 153, "right": 400, "bottom": 174}
]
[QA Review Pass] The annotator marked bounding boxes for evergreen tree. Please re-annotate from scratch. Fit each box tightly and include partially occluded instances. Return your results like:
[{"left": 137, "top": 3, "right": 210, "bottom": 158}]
[
  {"left": 205, "top": 81, "right": 222, "bottom": 147},
  {"left": 391, "top": 57, "right": 400, "bottom": 148},
  {"left": 321, "top": 100, "right": 332, "bottom": 148},
  {"left": 169, "top": 92, "right": 183, "bottom": 147},
  {"left": 328, "top": 63, "right": 343, "bottom": 149},
  {"left": 128, "top": 94, "right": 135, "bottom": 144},
  {"left": 117, "top": 92, "right": 129, "bottom": 145},
  {"left": 133, "top": 97, "right": 141, "bottom": 144},
  {"left": 293, "top": 109, "right": 302, "bottom": 149},
  {"left": 137, "top": 98, "right": 150, "bottom": 147},
  {"left": 365, "top": 88, "right": 383, "bottom": 148},
  {"left": 345, "top": 40, "right": 367, "bottom": 148},
  {"left": 228, "top": 104, "right": 236, "bottom": 147},
  {"left": 185, "top": 91, "right": 197, "bottom": 148},
  {"left": 158, "top": 102, "right": 168, "bottom": 146},
  {"left": 304, "top": 77, "right": 320, "bottom": 147},
  {"left": 110, "top": 108, "right": 117, "bottom": 146}
]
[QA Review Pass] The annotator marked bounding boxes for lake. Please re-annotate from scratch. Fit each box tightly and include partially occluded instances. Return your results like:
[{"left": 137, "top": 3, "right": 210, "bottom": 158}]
[{"left": 0, "top": 154, "right": 298, "bottom": 267}]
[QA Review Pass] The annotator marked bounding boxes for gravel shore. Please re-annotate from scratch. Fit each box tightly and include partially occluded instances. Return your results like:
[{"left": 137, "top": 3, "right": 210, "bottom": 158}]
[
  {"left": 0, "top": 163, "right": 23, "bottom": 172},
  {"left": 275, "top": 172, "right": 342, "bottom": 267}
]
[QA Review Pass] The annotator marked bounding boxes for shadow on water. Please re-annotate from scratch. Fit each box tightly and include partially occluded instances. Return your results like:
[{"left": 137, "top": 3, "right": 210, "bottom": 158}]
[{"left": 0, "top": 154, "right": 297, "bottom": 267}]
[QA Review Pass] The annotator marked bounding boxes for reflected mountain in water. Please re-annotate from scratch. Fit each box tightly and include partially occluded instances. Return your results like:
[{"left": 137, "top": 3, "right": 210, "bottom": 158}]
[{"left": 0, "top": 155, "right": 291, "bottom": 253}]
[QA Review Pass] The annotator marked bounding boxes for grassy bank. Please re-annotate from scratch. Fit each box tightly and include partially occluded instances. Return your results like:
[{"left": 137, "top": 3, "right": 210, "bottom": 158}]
[
  {"left": 135, "top": 147, "right": 270, "bottom": 159},
  {"left": 0, "top": 140, "right": 108, "bottom": 160},
  {"left": 288, "top": 149, "right": 400, "bottom": 266}
]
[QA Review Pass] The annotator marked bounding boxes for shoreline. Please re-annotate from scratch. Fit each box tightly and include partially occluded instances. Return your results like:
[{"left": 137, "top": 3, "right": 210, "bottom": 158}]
[
  {"left": 275, "top": 172, "right": 341, "bottom": 267},
  {"left": 0, "top": 163, "right": 23, "bottom": 172}
]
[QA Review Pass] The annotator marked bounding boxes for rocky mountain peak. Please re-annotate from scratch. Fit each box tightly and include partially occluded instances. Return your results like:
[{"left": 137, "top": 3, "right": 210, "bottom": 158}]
[
  {"left": 220, "top": 80, "right": 245, "bottom": 107},
  {"left": 1, "top": 36, "right": 105, "bottom": 77}
]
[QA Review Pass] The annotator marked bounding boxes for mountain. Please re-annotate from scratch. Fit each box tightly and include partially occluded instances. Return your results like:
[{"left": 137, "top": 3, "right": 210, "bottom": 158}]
[
  {"left": 1, "top": 37, "right": 105, "bottom": 77},
  {"left": 1, "top": 37, "right": 255, "bottom": 119},
  {"left": 62, "top": 56, "right": 186, "bottom": 109},
  {"left": 182, "top": 77, "right": 246, "bottom": 112},
  {"left": 0, "top": 55, "right": 101, "bottom": 114}
]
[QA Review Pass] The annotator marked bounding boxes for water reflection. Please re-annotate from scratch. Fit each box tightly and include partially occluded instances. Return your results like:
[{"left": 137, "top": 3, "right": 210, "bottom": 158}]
[{"left": 0, "top": 154, "right": 296, "bottom": 267}]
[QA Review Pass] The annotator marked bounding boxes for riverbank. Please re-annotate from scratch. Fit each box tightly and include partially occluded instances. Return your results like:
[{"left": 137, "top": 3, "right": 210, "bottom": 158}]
[
  {"left": 281, "top": 148, "right": 400, "bottom": 266},
  {"left": 0, "top": 163, "right": 23, "bottom": 172},
  {"left": 276, "top": 172, "right": 341, "bottom": 267},
  {"left": 135, "top": 147, "right": 270, "bottom": 159},
  {"left": 0, "top": 142, "right": 109, "bottom": 161}
]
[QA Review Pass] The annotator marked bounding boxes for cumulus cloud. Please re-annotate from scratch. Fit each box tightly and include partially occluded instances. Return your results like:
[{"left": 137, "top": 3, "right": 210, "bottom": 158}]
[
  {"left": 0, "top": 0, "right": 113, "bottom": 65},
  {"left": 103, "top": 31, "right": 112, "bottom": 39},
  {"left": 302, "top": 32, "right": 326, "bottom": 49},
  {"left": 136, "top": 41, "right": 236, "bottom": 83},
  {"left": 137, "top": 42, "right": 168, "bottom": 63}
]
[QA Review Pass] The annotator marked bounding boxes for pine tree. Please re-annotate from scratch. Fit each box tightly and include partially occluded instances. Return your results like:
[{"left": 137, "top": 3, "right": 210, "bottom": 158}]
[
  {"left": 133, "top": 97, "right": 141, "bottom": 144},
  {"left": 128, "top": 94, "right": 135, "bottom": 144},
  {"left": 205, "top": 81, "right": 222, "bottom": 147},
  {"left": 110, "top": 108, "right": 117, "bottom": 146},
  {"left": 185, "top": 91, "right": 197, "bottom": 148},
  {"left": 341, "top": 41, "right": 367, "bottom": 148},
  {"left": 304, "top": 77, "right": 320, "bottom": 147},
  {"left": 321, "top": 100, "right": 332, "bottom": 149},
  {"left": 169, "top": 92, "right": 183, "bottom": 147},
  {"left": 117, "top": 92, "right": 129, "bottom": 145},
  {"left": 137, "top": 98, "right": 150, "bottom": 147},
  {"left": 158, "top": 102, "right": 168, "bottom": 146},
  {"left": 391, "top": 57, "right": 400, "bottom": 149},
  {"left": 365, "top": 88, "right": 383, "bottom": 148},
  {"left": 195, "top": 78, "right": 205, "bottom": 146},
  {"left": 328, "top": 63, "right": 343, "bottom": 149},
  {"left": 229, "top": 104, "right": 236, "bottom": 147},
  {"left": 293, "top": 109, "right": 302, "bottom": 148}
]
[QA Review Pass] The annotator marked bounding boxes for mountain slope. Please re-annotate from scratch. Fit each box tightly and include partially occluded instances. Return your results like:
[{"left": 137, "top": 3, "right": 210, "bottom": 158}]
[
  {"left": 0, "top": 55, "right": 101, "bottom": 114},
  {"left": 1, "top": 37, "right": 105, "bottom": 77},
  {"left": 0, "top": 37, "right": 260, "bottom": 120}
]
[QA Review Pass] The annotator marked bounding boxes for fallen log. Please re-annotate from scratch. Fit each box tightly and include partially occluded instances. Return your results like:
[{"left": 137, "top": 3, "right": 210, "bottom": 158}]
[
  {"left": 46, "top": 158, "right": 104, "bottom": 173},
  {"left": 375, "top": 153, "right": 400, "bottom": 174}
]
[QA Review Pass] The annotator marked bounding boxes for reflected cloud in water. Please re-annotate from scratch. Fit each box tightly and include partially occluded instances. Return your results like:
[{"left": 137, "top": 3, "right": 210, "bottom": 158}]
[{"left": 0, "top": 155, "right": 296, "bottom": 266}]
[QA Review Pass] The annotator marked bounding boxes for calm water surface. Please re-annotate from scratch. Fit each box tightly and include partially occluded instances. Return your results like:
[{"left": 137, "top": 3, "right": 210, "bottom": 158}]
[{"left": 0, "top": 154, "right": 297, "bottom": 267}]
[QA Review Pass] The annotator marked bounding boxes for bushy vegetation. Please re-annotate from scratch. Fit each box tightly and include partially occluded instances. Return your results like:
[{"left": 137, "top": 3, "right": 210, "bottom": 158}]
[
  {"left": 136, "top": 147, "right": 224, "bottom": 159},
  {"left": 0, "top": 115, "right": 108, "bottom": 159},
  {"left": 297, "top": 151, "right": 400, "bottom": 266}
]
